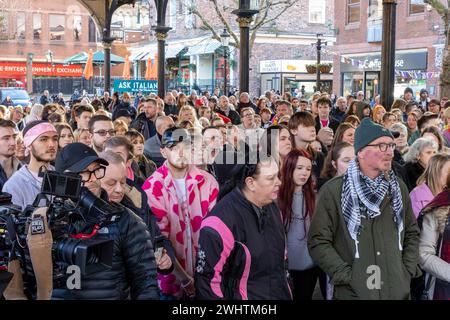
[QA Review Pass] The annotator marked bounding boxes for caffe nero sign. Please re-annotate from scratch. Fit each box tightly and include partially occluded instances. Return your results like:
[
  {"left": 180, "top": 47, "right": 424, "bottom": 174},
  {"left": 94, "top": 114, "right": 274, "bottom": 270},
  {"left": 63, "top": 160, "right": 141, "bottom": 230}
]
[{"left": 340, "top": 51, "right": 428, "bottom": 72}]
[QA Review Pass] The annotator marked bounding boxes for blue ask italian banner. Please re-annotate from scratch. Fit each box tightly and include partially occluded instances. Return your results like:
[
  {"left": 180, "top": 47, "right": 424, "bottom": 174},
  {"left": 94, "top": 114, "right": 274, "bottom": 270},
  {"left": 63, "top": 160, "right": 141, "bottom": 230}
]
[{"left": 113, "top": 80, "right": 157, "bottom": 93}]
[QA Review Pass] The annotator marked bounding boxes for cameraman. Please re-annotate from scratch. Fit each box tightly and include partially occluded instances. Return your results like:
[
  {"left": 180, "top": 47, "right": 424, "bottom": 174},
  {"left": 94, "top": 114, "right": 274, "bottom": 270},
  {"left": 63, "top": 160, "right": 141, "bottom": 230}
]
[
  {"left": 99, "top": 150, "right": 174, "bottom": 275},
  {"left": 52, "top": 143, "right": 159, "bottom": 299}
]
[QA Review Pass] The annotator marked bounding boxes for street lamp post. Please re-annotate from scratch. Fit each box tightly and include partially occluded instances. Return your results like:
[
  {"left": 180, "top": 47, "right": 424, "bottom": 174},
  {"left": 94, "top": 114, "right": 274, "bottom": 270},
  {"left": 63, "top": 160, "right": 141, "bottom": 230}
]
[
  {"left": 380, "top": 0, "right": 397, "bottom": 111},
  {"left": 46, "top": 50, "right": 53, "bottom": 92},
  {"left": 152, "top": 0, "right": 171, "bottom": 98},
  {"left": 315, "top": 34, "right": 326, "bottom": 93},
  {"left": 232, "top": 0, "right": 259, "bottom": 94},
  {"left": 26, "top": 53, "right": 33, "bottom": 94},
  {"left": 221, "top": 29, "right": 230, "bottom": 97}
]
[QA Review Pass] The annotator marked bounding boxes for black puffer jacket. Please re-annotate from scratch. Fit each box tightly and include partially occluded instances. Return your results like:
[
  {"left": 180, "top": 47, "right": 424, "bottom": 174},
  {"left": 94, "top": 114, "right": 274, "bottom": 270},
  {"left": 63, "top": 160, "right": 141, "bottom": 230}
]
[{"left": 52, "top": 200, "right": 160, "bottom": 300}]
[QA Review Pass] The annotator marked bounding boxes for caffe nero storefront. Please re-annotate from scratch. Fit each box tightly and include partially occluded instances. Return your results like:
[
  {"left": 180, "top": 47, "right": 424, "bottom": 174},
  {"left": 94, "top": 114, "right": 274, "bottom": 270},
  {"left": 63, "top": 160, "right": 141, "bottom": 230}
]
[{"left": 340, "top": 49, "right": 428, "bottom": 100}]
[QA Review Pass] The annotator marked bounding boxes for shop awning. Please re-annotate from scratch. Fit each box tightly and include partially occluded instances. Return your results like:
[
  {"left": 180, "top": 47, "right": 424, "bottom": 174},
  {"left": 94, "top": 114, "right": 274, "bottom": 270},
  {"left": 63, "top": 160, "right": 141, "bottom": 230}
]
[
  {"left": 130, "top": 45, "right": 158, "bottom": 61},
  {"left": 186, "top": 41, "right": 221, "bottom": 56},
  {"left": 62, "top": 51, "right": 125, "bottom": 65},
  {"left": 130, "top": 43, "right": 184, "bottom": 61},
  {"left": 166, "top": 44, "right": 186, "bottom": 58}
]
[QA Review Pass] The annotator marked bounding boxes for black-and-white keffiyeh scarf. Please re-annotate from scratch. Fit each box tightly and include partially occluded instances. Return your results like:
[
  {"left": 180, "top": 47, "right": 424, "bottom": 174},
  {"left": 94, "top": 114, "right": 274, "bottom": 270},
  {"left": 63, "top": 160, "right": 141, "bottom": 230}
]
[{"left": 341, "top": 159, "right": 404, "bottom": 258}]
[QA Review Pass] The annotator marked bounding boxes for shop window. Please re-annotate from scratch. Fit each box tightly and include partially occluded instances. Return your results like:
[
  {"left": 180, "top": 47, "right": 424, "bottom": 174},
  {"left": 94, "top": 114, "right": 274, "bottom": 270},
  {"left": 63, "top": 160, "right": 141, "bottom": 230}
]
[
  {"left": 342, "top": 72, "right": 364, "bottom": 96},
  {"left": 347, "top": 0, "right": 360, "bottom": 24},
  {"left": 16, "top": 12, "right": 25, "bottom": 40},
  {"left": 49, "top": 14, "right": 65, "bottom": 41},
  {"left": 309, "top": 0, "right": 325, "bottom": 24},
  {"left": 409, "top": 0, "right": 425, "bottom": 15},
  {"left": 33, "top": 13, "right": 41, "bottom": 40}
]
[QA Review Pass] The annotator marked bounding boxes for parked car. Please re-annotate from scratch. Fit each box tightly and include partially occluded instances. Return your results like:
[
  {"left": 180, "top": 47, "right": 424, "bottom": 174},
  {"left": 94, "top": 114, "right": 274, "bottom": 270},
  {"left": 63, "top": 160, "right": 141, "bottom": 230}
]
[{"left": 0, "top": 87, "right": 32, "bottom": 107}]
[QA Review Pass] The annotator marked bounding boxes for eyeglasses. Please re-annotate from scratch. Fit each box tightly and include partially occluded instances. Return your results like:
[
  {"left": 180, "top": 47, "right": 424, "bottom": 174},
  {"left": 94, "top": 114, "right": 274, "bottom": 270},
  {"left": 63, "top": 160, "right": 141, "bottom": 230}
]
[
  {"left": 93, "top": 129, "right": 116, "bottom": 137},
  {"left": 366, "top": 142, "right": 396, "bottom": 152},
  {"left": 243, "top": 113, "right": 254, "bottom": 118},
  {"left": 79, "top": 166, "right": 106, "bottom": 182}
]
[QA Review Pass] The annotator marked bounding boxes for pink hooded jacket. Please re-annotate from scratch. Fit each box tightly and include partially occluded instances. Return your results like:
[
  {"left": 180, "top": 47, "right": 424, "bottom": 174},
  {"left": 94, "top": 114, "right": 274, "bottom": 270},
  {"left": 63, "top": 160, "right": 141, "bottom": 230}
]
[{"left": 142, "top": 163, "right": 219, "bottom": 296}]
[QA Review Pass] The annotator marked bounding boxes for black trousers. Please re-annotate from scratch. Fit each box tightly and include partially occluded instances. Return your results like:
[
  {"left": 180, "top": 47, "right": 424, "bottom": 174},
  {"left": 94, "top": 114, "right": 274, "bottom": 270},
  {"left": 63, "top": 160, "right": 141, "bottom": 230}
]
[{"left": 290, "top": 266, "right": 327, "bottom": 300}]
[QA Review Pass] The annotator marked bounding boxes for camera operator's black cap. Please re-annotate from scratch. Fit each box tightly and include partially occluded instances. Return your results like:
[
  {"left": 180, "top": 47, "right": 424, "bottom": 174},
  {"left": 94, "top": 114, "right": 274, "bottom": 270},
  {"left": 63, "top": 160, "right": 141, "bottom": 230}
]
[
  {"left": 55, "top": 143, "right": 109, "bottom": 173},
  {"left": 161, "top": 126, "right": 190, "bottom": 148}
]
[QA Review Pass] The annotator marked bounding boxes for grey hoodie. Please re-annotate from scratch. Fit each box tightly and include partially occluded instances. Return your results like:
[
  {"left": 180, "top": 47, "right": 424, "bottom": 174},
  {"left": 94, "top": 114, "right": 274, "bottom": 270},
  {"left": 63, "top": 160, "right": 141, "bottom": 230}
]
[{"left": 2, "top": 165, "right": 52, "bottom": 210}]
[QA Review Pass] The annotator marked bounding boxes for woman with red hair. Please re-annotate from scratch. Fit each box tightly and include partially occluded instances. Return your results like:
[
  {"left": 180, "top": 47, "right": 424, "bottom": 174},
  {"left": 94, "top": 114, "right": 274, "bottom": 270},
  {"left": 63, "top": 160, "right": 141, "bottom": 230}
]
[{"left": 278, "top": 148, "right": 326, "bottom": 300}]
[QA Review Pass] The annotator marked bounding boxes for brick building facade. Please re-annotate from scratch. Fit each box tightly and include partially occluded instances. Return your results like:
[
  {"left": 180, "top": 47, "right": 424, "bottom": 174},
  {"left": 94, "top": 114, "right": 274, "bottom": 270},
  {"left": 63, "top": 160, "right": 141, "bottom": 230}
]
[
  {"left": 333, "top": 0, "right": 443, "bottom": 101},
  {"left": 0, "top": 0, "right": 149, "bottom": 94},
  {"left": 129, "top": 0, "right": 335, "bottom": 97}
]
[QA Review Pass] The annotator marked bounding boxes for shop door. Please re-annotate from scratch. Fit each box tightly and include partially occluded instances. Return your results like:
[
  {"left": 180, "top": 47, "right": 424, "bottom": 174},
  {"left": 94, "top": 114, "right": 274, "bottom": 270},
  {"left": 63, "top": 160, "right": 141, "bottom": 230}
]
[{"left": 365, "top": 72, "right": 380, "bottom": 102}]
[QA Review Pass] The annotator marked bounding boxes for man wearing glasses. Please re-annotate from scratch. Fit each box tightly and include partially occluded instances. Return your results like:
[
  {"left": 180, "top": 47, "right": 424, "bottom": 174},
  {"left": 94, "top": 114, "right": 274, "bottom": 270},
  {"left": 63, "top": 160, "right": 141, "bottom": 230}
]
[
  {"left": 308, "top": 118, "right": 420, "bottom": 300},
  {"left": 88, "top": 114, "right": 116, "bottom": 153},
  {"left": 3, "top": 120, "right": 58, "bottom": 209},
  {"left": 51, "top": 142, "right": 160, "bottom": 300}
]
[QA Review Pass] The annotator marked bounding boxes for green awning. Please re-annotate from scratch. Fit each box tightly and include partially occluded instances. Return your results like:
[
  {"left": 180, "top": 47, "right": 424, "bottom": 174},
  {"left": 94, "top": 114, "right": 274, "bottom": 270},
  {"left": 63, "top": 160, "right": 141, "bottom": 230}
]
[{"left": 62, "top": 51, "right": 125, "bottom": 65}]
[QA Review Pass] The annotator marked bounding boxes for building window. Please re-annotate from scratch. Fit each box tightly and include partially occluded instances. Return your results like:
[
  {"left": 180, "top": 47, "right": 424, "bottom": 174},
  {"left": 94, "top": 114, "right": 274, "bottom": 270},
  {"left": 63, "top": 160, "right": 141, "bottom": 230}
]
[
  {"left": 49, "top": 14, "right": 65, "bottom": 41},
  {"left": 124, "top": 14, "right": 132, "bottom": 29},
  {"left": 184, "top": 0, "right": 194, "bottom": 29},
  {"left": 409, "top": 0, "right": 425, "bottom": 15},
  {"left": 88, "top": 17, "right": 98, "bottom": 43},
  {"left": 347, "top": 0, "right": 360, "bottom": 24},
  {"left": 73, "top": 15, "right": 82, "bottom": 41},
  {"left": 33, "top": 13, "right": 41, "bottom": 40},
  {"left": 368, "top": 0, "right": 382, "bottom": 20},
  {"left": 309, "top": 0, "right": 325, "bottom": 24},
  {"left": 16, "top": 12, "right": 25, "bottom": 40},
  {"left": 169, "top": 0, "right": 177, "bottom": 30},
  {"left": 0, "top": 11, "right": 9, "bottom": 40},
  {"left": 367, "top": 0, "right": 382, "bottom": 42}
]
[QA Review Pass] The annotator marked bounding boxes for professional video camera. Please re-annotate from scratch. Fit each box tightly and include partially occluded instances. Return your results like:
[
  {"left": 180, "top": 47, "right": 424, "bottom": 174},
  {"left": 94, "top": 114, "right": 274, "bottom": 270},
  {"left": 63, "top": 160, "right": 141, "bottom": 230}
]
[{"left": 0, "top": 169, "right": 126, "bottom": 295}]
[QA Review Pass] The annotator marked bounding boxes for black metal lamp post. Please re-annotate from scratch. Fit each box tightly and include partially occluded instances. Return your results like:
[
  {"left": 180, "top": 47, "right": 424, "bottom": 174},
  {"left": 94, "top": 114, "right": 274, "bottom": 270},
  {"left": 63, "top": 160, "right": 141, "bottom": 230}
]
[
  {"left": 26, "top": 53, "right": 33, "bottom": 94},
  {"left": 315, "top": 33, "right": 326, "bottom": 93},
  {"left": 220, "top": 28, "right": 230, "bottom": 97},
  {"left": 380, "top": 0, "right": 397, "bottom": 111},
  {"left": 152, "top": 0, "right": 171, "bottom": 98},
  {"left": 102, "top": 0, "right": 118, "bottom": 95},
  {"left": 232, "top": 0, "right": 259, "bottom": 94}
]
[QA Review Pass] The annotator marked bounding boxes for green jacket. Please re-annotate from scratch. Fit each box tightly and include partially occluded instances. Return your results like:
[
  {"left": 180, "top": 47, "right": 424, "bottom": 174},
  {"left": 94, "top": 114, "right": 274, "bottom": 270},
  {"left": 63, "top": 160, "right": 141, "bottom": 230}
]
[{"left": 307, "top": 175, "right": 421, "bottom": 300}]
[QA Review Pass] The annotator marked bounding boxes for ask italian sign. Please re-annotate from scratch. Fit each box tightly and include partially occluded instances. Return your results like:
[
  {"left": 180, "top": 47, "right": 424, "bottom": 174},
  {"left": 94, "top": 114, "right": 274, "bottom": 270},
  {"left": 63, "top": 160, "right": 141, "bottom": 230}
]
[{"left": 113, "top": 80, "right": 158, "bottom": 93}]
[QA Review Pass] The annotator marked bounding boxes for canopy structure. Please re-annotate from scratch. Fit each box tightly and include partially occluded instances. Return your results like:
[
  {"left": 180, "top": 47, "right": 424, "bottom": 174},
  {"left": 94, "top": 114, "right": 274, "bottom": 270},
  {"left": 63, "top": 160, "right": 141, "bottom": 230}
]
[
  {"left": 63, "top": 51, "right": 125, "bottom": 65},
  {"left": 185, "top": 41, "right": 222, "bottom": 56}
]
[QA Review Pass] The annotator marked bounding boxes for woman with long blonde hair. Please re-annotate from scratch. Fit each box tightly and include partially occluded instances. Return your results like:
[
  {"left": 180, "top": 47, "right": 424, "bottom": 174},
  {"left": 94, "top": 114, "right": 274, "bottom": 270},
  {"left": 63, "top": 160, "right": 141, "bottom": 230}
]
[
  {"left": 372, "top": 105, "right": 386, "bottom": 124},
  {"left": 410, "top": 154, "right": 450, "bottom": 218},
  {"left": 178, "top": 105, "right": 202, "bottom": 128}
]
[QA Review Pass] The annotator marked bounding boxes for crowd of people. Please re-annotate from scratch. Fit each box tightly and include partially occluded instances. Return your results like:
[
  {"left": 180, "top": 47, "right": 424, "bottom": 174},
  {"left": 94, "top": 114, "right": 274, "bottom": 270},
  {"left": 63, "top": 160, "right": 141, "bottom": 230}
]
[{"left": 0, "top": 85, "right": 449, "bottom": 300}]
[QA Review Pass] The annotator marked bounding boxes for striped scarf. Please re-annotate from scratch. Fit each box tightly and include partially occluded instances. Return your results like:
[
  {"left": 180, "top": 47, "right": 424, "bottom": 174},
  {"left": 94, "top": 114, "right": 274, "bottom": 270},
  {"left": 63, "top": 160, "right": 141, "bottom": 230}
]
[{"left": 341, "top": 159, "right": 404, "bottom": 258}]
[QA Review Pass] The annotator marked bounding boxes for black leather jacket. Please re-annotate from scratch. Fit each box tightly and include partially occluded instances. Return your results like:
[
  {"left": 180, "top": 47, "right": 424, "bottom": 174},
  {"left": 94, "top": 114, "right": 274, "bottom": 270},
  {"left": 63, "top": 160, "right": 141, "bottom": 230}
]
[
  {"left": 130, "top": 113, "right": 157, "bottom": 141},
  {"left": 51, "top": 192, "right": 160, "bottom": 300}
]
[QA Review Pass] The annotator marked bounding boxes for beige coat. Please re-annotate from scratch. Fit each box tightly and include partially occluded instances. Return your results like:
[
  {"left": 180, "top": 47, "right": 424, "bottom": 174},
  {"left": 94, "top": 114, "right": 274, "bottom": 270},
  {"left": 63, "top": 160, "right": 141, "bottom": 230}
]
[{"left": 419, "top": 205, "right": 450, "bottom": 299}]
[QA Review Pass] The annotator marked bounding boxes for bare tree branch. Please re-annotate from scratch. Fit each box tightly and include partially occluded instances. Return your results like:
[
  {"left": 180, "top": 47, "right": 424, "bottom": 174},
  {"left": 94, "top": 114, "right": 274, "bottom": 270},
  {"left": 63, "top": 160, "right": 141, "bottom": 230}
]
[
  {"left": 249, "top": 0, "right": 297, "bottom": 49},
  {"left": 190, "top": 7, "right": 222, "bottom": 42},
  {"left": 210, "top": 0, "right": 240, "bottom": 46}
]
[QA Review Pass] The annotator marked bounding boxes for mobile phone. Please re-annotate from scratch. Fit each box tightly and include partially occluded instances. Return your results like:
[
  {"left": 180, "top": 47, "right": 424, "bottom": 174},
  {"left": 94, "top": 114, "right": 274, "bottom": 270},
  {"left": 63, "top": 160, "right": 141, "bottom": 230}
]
[{"left": 155, "top": 247, "right": 163, "bottom": 261}]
